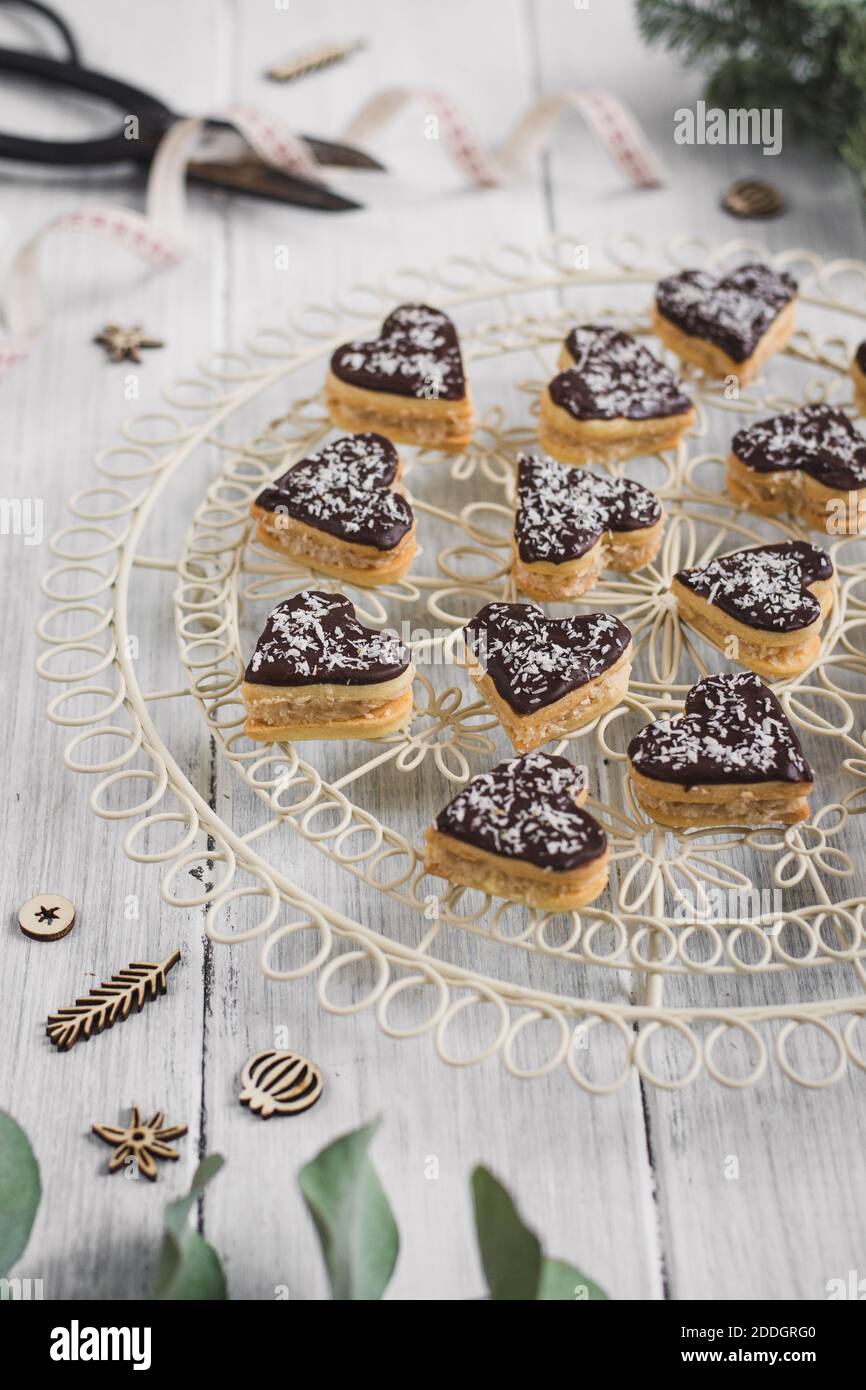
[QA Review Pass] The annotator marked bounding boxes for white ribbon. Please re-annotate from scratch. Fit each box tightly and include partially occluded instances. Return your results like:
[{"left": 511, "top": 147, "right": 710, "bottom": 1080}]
[{"left": 1, "top": 89, "right": 664, "bottom": 375}]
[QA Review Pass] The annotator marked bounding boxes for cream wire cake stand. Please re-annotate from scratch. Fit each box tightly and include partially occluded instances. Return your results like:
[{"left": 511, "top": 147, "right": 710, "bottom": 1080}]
[{"left": 39, "top": 235, "right": 866, "bottom": 1092}]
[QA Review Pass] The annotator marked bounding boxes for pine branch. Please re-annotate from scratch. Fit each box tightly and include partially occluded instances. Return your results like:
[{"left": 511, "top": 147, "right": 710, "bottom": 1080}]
[
  {"left": 638, "top": 0, "right": 853, "bottom": 64},
  {"left": 637, "top": 0, "right": 866, "bottom": 188},
  {"left": 637, "top": 0, "right": 752, "bottom": 59},
  {"left": 46, "top": 951, "right": 182, "bottom": 1051},
  {"left": 841, "top": 109, "right": 866, "bottom": 184},
  {"left": 839, "top": 14, "right": 866, "bottom": 95},
  {"left": 705, "top": 56, "right": 851, "bottom": 146}
]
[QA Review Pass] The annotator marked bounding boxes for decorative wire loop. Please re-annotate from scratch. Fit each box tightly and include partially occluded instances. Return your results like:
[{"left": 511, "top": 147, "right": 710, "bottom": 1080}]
[{"left": 38, "top": 236, "right": 866, "bottom": 1090}]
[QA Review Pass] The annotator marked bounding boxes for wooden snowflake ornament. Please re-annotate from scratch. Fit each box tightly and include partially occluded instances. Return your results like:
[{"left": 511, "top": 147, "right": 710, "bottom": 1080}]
[
  {"left": 92, "top": 1105, "right": 187, "bottom": 1181},
  {"left": 94, "top": 324, "right": 164, "bottom": 363}
]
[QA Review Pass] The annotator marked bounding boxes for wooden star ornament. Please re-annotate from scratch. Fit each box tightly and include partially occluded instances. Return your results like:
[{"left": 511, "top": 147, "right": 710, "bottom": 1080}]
[
  {"left": 94, "top": 323, "right": 164, "bottom": 363},
  {"left": 92, "top": 1105, "right": 187, "bottom": 1181}
]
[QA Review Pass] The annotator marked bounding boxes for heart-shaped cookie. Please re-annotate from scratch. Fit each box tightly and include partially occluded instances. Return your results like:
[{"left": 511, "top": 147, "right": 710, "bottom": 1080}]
[
  {"left": 424, "top": 749, "right": 609, "bottom": 909},
  {"left": 242, "top": 590, "right": 413, "bottom": 742},
  {"left": 674, "top": 540, "right": 832, "bottom": 632},
  {"left": 331, "top": 305, "right": 466, "bottom": 400},
  {"left": 513, "top": 452, "right": 662, "bottom": 600},
  {"left": 466, "top": 602, "right": 632, "bottom": 710},
  {"left": 539, "top": 326, "right": 694, "bottom": 464},
  {"left": 672, "top": 540, "right": 833, "bottom": 677},
  {"left": 731, "top": 404, "right": 866, "bottom": 487},
  {"left": 326, "top": 304, "right": 474, "bottom": 451},
  {"left": 727, "top": 403, "right": 866, "bottom": 532},
  {"left": 254, "top": 434, "right": 410, "bottom": 547},
  {"left": 434, "top": 751, "right": 598, "bottom": 868},
  {"left": 627, "top": 671, "right": 813, "bottom": 827},
  {"left": 251, "top": 433, "right": 416, "bottom": 584},
  {"left": 465, "top": 601, "right": 632, "bottom": 752},
  {"left": 654, "top": 262, "right": 797, "bottom": 382},
  {"left": 245, "top": 590, "right": 410, "bottom": 687},
  {"left": 851, "top": 340, "right": 866, "bottom": 414}
]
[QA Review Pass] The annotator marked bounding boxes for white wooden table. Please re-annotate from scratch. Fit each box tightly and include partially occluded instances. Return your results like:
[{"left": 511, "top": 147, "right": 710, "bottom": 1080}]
[{"left": 4, "top": 0, "right": 866, "bottom": 1301}]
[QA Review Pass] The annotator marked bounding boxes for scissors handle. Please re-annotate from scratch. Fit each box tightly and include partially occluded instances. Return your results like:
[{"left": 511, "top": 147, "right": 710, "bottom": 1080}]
[
  {"left": 0, "top": 47, "right": 174, "bottom": 163},
  {"left": 0, "top": 0, "right": 80, "bottom": 62},
  {"left": 0, "top": 17, "right": 370, "bottom": 209}
]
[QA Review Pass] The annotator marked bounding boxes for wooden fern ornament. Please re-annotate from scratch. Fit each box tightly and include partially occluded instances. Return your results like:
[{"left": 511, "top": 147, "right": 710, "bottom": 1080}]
[
  {"left": 265, "top": 39, "right": 364, "bottom": 83},
  {"left": 46, "top": 950, "right": 182, "bottom": 1051}
]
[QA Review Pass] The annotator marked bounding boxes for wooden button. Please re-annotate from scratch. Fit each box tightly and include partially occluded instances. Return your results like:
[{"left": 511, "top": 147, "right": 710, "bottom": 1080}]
[
  {"left": 18, "top": 893, "right": 76, "bottom": 942},
  {"left": 722, "top": 178, "right": 785, "bottom": 219}
]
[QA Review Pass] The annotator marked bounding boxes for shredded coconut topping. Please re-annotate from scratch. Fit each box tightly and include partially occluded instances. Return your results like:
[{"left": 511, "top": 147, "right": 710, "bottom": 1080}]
[
  {"left": 551, "top": 325, "right": 692, "bottom": 421},
  {"left": 331, "top": 304, "right": 466, "bottom": 401}
]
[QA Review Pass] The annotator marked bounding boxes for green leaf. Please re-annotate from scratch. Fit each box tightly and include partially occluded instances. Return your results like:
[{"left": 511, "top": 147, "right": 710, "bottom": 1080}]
[
  {"left": 538, "top": 1256, "right": 608, "bottom": 1301},
  {"left": 298, "top": 1116, "right": 398, "bottom": 1300},
  {"left": 0, "top": 1112, "right": 41, "bottom": 1279},
  {"left": 471, "top": 1166, "right": 542, "bottom": 1299},
  {"left": 472, "top": 1166, "right": 609, "bottom": 1300},
  {"left": 152, "top": 1154, "right": 227, "bottom": 1300}
]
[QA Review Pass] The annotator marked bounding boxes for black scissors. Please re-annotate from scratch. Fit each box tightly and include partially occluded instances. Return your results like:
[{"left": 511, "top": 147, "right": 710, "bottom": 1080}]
[{"left": 0, "top": 0, "right": 382, "bottom": 210}]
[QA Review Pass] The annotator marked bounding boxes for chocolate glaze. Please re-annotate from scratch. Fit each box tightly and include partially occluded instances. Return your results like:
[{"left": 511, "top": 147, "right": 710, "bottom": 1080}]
[
  {"left": 675, "top": 540, "right": 832, "bottom": 633},
  {"left": 855, "top": 341, "right": 866, "bottom": 376},
  {"left": 656, "top": 263, "right": 797, "bottom": 363},
  {"left": 254, "top": 433, "right": 412, "bottom": 551},
  {"left": 628, "top": 672, "right": 813, "bottom": 789},
  {"left": 553, "top": 325, "right": 692, "bottom": 421},
  {"left": 732, "top": 403, "right": 866, "bottom": 488},
  {"left": 245, "top": 590, "right": 411, "bottom": 688},
  {"left": 330, "top": 304, "right": 467, "bottom": 402},
  {"left": 435, "top": 750, "right": 606, "bottom": 871},
  {"left": 466, "top": 602, "right": 631, "bottom": 714},
  {"left": 515, "top": 452, "right": 661, "bottom": 565}
]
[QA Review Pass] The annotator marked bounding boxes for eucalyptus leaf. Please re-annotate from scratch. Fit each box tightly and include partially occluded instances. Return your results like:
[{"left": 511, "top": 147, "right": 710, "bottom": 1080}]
[
  {"left": 152, "top": 1153, "right": 227, "bottom": 1300},
  {"left": 298, "top": 1116, "right": 398, "bottom": 1300},
  {"left": 471, "top": 1166, "right": 542, "bottom": 1300},
  {"left": 472, "top": 1166, "right": 608, "bottom": 1300},
  {"left": 0, "top": 1111, "right": 41, "bottom": 1279},
  {"left": 537, "top": 1256, "right": 608, "bottom": 1301}
]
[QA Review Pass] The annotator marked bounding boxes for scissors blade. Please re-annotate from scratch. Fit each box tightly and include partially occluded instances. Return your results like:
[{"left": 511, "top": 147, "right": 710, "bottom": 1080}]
[
  {"left": 199, "top": 122, "right": 385, "bottom": 172},
  {"left": 186, "top": 157, "right": 361, "bottom": 211},
  {"left": 300, "top": 135, "right": 386, "bottom": 172}
]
